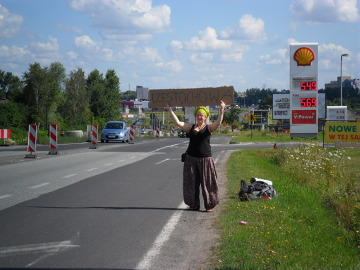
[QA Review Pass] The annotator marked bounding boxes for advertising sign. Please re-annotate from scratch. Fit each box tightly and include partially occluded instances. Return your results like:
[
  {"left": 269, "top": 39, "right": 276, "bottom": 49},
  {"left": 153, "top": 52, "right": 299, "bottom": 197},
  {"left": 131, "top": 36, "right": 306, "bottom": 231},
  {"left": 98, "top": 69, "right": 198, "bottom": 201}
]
[
  {"left": 289, "top": 43, "right": 318, "bottom": 137},
  {"left": 148, "top": 86, "right": 234, "bottom": 108},
  {"left": 292, "top": 110, "right": 317, "bottom": 124},
  {"left": 272, "top": 93, "right": 290, "bottom": 120},
  {"left": 325, "top": 122, "right": 360, "bottom": 143},
  {"left": 327, "top": 106, "right": 347, "bottom": 121}
]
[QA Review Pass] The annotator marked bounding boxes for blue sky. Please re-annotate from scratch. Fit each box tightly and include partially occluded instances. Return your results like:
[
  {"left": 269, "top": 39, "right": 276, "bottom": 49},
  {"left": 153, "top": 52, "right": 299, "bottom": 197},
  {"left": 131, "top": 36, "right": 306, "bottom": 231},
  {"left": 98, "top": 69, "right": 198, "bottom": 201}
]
[{"left": 0, "top": 0, "right": 359, "bottom": 92}]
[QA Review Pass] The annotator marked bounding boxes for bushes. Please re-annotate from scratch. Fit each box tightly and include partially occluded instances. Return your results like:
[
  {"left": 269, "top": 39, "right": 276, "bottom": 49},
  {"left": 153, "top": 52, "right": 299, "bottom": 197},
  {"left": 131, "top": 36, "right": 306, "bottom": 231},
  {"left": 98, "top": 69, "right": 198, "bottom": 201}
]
[{"left": 272, "top": 144, "right": 360, "bottom": 245}]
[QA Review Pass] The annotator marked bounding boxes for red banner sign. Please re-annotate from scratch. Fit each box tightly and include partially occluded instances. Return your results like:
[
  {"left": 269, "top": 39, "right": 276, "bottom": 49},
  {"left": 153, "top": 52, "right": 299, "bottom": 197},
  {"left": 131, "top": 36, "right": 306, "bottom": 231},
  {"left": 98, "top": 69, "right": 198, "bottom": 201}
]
[{"left": 292, "top": 110, "right": 316, "bottom": 124}]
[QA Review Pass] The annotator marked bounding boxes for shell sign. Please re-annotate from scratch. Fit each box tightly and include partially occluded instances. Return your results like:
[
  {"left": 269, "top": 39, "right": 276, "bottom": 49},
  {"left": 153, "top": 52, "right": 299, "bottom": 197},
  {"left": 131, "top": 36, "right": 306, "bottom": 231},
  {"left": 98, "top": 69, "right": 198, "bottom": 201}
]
[{"left": 293, "top": 47, "right": 315, "bottom": 66}]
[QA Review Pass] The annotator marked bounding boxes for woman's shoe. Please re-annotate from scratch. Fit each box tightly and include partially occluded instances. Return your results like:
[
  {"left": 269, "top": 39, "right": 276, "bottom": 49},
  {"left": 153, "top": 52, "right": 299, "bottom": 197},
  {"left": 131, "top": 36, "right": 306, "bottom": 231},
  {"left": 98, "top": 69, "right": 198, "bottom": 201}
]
[{"left": 206, "top": 208, "right": 214, "bottom": 212}]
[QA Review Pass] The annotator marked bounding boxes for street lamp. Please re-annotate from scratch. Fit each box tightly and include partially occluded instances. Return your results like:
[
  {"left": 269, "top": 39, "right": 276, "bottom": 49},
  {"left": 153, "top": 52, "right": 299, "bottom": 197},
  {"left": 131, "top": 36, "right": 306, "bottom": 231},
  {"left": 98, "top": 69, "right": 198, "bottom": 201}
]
[{"left": 340, "top": 53, "right": 348, "bottom": 106}]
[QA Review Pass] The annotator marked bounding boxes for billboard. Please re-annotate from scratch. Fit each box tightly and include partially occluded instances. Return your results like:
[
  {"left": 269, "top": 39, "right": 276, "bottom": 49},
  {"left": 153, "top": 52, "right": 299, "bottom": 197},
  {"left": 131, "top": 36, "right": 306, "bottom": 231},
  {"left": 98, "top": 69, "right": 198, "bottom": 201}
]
[
  {"left": 325, "top": 122, "right": 360, "bottom": 143},
  {"left": 148, "top": 86, "right": 234, "bottom": 108}
]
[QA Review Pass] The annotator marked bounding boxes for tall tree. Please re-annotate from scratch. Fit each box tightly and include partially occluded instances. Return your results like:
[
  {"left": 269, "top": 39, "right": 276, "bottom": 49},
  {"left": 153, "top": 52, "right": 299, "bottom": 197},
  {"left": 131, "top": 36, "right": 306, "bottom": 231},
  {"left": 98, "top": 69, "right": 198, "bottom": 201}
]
[
  {"left": 45, "top": 62, "right": 66, "bottom": 128},
  {"left": 103, "top": 69, "right": 121, "bottom": 120},
  {"left": 62, "top": 68, "right": 89, "bottom": 127},
  {"left": 0, "top": 70, "right": 23, "bottom": 102},
  {"left": 22, "top": 63, "right": 48, "bottom": 125},
  {"left": 22, "top": 62, "right": 65, "bottom": 128},
  {"left": 223, "top": 107, "right": 241, "bottom": 132},
  {"left": 87, "top": 69, "right": 105, "bottom": 119}
]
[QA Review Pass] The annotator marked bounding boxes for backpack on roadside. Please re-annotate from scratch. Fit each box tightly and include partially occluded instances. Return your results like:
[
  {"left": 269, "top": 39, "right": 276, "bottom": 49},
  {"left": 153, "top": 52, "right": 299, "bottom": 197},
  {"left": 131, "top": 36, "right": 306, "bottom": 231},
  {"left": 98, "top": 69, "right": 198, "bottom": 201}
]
[{"left": 238, "top": 177, "right": 278, "bottom": 201}]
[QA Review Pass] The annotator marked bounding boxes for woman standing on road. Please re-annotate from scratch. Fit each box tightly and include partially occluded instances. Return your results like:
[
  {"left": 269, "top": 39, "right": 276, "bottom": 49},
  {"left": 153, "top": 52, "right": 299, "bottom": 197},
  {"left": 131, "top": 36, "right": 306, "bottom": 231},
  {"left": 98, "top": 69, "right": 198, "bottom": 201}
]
[{"left": 165, "top": 101, "right": 226, "bottom": 212}]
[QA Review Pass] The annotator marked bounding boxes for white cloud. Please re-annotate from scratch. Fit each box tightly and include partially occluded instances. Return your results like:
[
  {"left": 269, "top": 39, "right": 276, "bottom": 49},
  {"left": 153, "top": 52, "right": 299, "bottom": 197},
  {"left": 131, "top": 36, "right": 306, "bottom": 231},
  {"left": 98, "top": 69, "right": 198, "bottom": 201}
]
[
  {"left": 156, "top": 60, "right": 182, "bottom": 72},
  {"left": 75, "top": 35, "right": 99, "bottom": 50},
  {"left": 176, "top": 27, "right": 232, "bottom": 51},
  {"left": 30, "top": 36, "right": 59, "bottom": 53},
  {"left": 220, "top": 14, "right": 266, "bottom": 43},
  {"left": 0, "top": 45, "right": 28, "bottom": 61},
  {"left": 70, "top": 0, "right": 171, "bottom": 41},
  {"left": 141, "top": 47, "right": 161, "bottom": 62},
  {"left": 0, "top": 36, "right": 61, "bottom": 67},
  {"left": 67, "top": 51, "right": 78, "bottom": 60},
  {"left": 189, "top": 53, "right": 214, "bottom": 63},
  {"left": 0, "top": 4, "right": 23, "bottom": 39},
  {"left": 319, "top": 43, "right": 350, "bottom": 70},
  {"left": 259, "top": 48, "right": 288, "bottom": 65},
  {"left": 290, "top": 0, "right": 359, "bottom": 23}
]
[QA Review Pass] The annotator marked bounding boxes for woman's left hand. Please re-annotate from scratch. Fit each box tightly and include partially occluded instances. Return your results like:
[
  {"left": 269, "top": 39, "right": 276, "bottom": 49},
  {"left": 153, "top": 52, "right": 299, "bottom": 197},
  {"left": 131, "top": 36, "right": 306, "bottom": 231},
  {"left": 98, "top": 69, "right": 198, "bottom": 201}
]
[{"left": 219, "top": 100, "right": 225, "bottom": 111}]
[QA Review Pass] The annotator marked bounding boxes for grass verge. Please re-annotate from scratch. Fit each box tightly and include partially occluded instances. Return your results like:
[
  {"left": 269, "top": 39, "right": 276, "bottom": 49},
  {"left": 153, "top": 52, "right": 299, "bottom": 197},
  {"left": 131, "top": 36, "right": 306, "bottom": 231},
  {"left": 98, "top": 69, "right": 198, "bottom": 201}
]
[{"left": 214, "top": 147, "right": 360, "bottom": 270}]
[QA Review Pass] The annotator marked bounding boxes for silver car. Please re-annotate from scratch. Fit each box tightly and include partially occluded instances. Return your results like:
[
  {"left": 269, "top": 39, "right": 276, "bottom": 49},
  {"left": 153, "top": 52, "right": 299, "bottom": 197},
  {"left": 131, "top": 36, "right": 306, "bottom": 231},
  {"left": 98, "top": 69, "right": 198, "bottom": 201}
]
[{"left": 101, "top": 121, "right": 130, "bottom": 143}]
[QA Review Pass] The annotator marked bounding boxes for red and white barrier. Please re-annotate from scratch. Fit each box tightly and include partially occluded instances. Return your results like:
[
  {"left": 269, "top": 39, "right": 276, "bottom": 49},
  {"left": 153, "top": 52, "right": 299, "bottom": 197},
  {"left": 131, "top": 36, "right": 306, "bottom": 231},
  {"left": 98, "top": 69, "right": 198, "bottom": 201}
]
[
  {"left": 49, "top": 124, "right": 58, "bottom": 154},
  {"left": 0, "top": 129, "right": 11, "bottom": 146},
  {"left": 0, "top": 129, "right": 11, "bottom": 139},
  {"left": 129, "top": 125, "right": 135, "bottom": 144},
  {"left": 156, "top": 126, "right": 160, "bottom": 138},
  {"left": 26, "top": 124, "right": 37, "bottom": 158},
  {"left": 90, "top": 125, "right": 98, "bottom": 149},
  {"left": 171, "top": 126, "right": 175, "bottom": 137}
]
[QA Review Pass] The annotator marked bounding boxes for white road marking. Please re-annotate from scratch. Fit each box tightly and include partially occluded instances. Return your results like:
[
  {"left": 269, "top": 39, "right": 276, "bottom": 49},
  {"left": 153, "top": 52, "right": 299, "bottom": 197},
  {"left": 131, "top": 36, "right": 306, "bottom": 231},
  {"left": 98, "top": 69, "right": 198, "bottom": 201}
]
[
  {"left": 0, "top": 194, "right": 12, "bottom": 199},
  {"left": 104, "top": 163, "right": 113, "bottom": 166},
  {"left": 135, "top": 201, "right": 187, "bottom": 270},
  {"left": 214, "top": 151, "right": 224, "bottom": 164},
  {"left": 61, "top": 174, "right": 77, "bottom": 179},
  {"left": 29, "top": 183, "right": 50, "bottom": 189},
  {"left": 86, "top": 168, "right": 98, "bottom": 171},
  {"left": 156, "top": 158, "right": 170, "bottom": 165}
]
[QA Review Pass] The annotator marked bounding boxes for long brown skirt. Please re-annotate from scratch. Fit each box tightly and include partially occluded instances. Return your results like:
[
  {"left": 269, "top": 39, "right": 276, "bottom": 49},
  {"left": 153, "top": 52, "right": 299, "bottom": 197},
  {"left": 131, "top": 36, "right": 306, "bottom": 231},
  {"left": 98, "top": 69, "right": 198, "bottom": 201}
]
[{"left": 183, "top": 154, "right": 219, "bottom": 210}]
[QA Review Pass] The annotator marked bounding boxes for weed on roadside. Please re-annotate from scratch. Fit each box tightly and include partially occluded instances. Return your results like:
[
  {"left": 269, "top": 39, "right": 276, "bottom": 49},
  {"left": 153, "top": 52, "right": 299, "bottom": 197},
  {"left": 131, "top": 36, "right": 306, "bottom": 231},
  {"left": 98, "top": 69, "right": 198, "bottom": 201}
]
[{"left": 214, "top": 148, "right": 360, "bottom": 270}]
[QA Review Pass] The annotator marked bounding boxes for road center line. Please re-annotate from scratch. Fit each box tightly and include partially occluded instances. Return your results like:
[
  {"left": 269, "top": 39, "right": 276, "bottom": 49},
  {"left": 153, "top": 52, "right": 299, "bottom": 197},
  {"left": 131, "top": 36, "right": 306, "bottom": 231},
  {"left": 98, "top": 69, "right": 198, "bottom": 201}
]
[
  {"left": 0, "top": 194, "right": 12, "bottom": 200},
  {"left": 29, "top": 183, "right": 50, "bottom": 189},
  {"left": 156, "top": 158, "right": 170, "bottom": 165},
  {"left": 135, "top": 201, "right": 187, "bottom": 270},
  {"left": 86, "top": 168, "right": 98, "bottom": 172},
  {"left": 61, "top": 174, "right": 77, "bottom": 179}
]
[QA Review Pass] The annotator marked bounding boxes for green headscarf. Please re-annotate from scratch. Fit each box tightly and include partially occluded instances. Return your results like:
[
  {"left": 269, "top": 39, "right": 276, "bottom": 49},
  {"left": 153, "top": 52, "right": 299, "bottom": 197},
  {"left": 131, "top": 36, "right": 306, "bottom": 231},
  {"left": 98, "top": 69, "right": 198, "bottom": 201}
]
[{"left": 194, "top": 106, "right": 210, "bottom": 118}]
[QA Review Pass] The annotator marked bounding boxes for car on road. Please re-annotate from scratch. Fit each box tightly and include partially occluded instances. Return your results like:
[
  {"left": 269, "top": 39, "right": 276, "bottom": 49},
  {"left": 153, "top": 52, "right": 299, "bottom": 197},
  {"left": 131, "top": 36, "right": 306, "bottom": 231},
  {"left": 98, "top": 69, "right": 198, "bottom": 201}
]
[{"left": 101, "top": 121, "right": 130, "bottom": 143}]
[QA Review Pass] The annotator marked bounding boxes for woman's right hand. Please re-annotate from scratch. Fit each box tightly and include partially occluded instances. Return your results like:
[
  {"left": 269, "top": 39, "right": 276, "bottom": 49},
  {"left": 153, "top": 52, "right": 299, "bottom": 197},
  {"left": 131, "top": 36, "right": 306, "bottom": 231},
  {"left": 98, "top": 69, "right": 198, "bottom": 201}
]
[{"left": 164, "top": 104, "right": 171, "bottom": 111}]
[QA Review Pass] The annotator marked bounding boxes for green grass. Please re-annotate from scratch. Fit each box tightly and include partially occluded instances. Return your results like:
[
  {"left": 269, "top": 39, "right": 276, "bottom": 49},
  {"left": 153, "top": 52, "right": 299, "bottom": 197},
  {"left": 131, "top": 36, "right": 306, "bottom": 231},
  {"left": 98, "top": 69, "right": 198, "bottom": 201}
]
[
  {"left": 214, "top": 148, "right": 360, "bottom": 270},
  {"left": 228, "top": 129, "right": 323, "bottom": 142}
]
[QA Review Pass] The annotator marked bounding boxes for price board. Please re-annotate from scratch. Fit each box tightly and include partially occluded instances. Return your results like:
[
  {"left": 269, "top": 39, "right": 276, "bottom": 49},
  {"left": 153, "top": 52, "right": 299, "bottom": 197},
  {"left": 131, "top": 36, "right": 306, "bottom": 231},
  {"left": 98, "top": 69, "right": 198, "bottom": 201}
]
[{"left": 290, "top": 43, "right": 318, "bottom": 137}]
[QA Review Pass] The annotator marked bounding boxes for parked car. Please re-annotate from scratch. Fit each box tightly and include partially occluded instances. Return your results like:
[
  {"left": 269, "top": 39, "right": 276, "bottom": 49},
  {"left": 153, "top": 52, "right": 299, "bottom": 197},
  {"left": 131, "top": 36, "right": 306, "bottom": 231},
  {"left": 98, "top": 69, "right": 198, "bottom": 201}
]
[{"left": 101, "top": 121, "right": 130, "bottom": 143}]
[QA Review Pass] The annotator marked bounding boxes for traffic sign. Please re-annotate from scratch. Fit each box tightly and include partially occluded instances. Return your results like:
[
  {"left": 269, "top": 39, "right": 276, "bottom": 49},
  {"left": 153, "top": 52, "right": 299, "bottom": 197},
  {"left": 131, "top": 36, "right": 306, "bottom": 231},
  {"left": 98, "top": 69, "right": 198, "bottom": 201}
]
[{"left": 247, "top": 113, "right": 257, "bottom": 122}]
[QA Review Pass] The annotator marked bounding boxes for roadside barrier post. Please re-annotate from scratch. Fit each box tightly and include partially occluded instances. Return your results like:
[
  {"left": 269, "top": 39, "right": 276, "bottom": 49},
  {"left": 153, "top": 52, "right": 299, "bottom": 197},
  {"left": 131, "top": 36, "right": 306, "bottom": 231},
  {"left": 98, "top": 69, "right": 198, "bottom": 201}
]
[
  {"left": 156, "top": 125, "right": 160, "bottom": 138},
  {"left": 129, "top": 125, "right": 135, "bottom": 144},
  {"left": 25, "top": 124, "right": 37, "bottom": 158},
  {"left": 90, "top": 124, "right": 98, "bottom": 149},
  {"left": 171, "top": 126, "right": 175, "bottom": 137},
  {"left": 0, "top": 129, "right": 11, "bottom": 146},
  {"left": 48, "top": 124, "right": 58, "bottom": 155}
]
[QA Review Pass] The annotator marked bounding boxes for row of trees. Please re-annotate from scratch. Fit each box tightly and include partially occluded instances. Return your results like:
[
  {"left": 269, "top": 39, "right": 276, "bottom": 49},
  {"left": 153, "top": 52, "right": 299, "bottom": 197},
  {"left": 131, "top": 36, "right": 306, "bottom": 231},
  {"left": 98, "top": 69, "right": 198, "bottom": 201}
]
[{"left": 0, "top": 62, "right": 125, "bottom": 131}]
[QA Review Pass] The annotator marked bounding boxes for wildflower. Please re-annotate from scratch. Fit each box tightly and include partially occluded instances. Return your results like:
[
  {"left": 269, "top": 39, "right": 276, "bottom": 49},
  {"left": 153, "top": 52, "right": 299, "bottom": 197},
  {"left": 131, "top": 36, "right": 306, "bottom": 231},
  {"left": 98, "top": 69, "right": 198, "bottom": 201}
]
[{"left": 348, "top": 156, "right": 351, "bottom": 160}]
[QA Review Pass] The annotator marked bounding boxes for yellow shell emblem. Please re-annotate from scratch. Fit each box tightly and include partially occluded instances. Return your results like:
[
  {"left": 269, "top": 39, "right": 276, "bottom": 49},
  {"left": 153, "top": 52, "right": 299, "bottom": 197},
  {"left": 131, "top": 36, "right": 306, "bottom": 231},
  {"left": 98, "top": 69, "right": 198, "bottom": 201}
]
[{"left": 294, "top": 47, "right": 315, "bottom": 66}]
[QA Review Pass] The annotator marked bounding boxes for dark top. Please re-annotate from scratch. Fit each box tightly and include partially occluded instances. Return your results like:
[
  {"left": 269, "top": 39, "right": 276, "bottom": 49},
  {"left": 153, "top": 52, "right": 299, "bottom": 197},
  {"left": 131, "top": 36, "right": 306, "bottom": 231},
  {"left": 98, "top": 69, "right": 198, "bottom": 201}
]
[{"left": 186, "top": 124, "right": 212, "bottom": 158}]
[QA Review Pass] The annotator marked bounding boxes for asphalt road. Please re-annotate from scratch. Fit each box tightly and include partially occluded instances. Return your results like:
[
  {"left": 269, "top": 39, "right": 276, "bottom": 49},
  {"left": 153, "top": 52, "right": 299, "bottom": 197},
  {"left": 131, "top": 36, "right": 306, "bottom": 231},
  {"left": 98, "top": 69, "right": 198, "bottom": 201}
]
[{"left": 0, "top": 137, "right": 286, "bottom": 269}]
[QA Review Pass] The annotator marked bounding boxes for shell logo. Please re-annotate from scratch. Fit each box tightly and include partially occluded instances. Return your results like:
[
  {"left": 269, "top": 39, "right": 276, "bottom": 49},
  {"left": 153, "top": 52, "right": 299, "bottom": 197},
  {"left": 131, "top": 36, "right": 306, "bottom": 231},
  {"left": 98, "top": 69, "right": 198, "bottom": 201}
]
[{"left": 293, "top": 47, "right": 315, "bottom": 66}]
